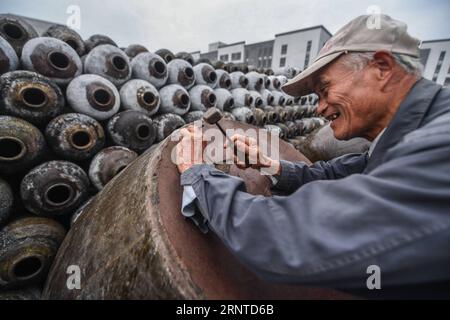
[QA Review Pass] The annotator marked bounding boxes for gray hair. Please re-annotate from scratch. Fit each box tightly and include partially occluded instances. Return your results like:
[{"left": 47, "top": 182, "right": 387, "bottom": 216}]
[{"left": 339, "top": 51, "right": 423, "bottom": 77}]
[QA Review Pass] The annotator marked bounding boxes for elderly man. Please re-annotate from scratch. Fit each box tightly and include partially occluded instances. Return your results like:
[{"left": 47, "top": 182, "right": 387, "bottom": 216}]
[{"left": 175, "top": 15, "right": 450, "bottom": 298}]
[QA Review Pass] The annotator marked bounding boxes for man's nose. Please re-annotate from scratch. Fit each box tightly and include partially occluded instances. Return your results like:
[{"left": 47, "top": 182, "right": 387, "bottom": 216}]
[{"left": 317, "top": 98, "right": 328, "bottom": 116}]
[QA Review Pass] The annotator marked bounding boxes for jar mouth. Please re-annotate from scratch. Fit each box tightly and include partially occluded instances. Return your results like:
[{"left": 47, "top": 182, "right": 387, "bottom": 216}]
[
  {"left": 11, "top": 255, "right": 45, "bottom": 281},
  {"left": 138, "top": 89, "right": 159, "bottom": 112},
  {"left": 93, "top": 88, "right": 113, "bottom": 107},
  {"left": 208, "top": 94, "right": 216, "bottom": 104},
  {"left": 261, "top": 115, "right": 267, "bottom": 125},
  {"left": 245, "top": 95, "right": 253, "bottom": 106},
  {"left": 66, "top": 39, "right": 78, "bottom": 51},
  {"left": 207, "top": 71, "right": 217, "bottom": 82},
  {"left": 272, "top": 113, "right": 279, "bottom": 122},
  {"left": 86, "top": 82, "right": 116, "bottom": 111},
  {"left": 225, "top": 98, "right": 234, "bottom": 109},
  {"left": 135, "top": 123, "right": 152, "bottom": 141},
  {"left": 142, "top": 91, "right": 156, "bottom": 105},
  {"left": 151, "top": 60, "right": 167, "bottom": 77},
  {"left": 47, "top": 51, "right": 70, "bottom": 71},
  {"left": 111, "top": 55, "right": 128, "bottom": 72},
  {"left": 20, "top": 87, "right": 49, "bottom": 108},
  {"left": 240, "top": 76, "right": 249, "bottom": 87},
  {"left": 273, "top": 79, "right": 281, "bottom": 89},
  {"left": 44, "top": 182, "right": 75, "bottom": 207},
  {"left": 3, "top": 23, "right": 24, "bottom": 40},
  {"left": 164, "top": 54, "right": 173, "bottom": 63},
  {"left": 180, "top": 94, "right": 189, "bottom": 107},
  {"left": 184, "top": 67, "right": 194, "bottom": 79},
  {"left": 69, "top": 130, "right": 94, "bottom": 150},
  {"left": 0, "top": 137, "right": 27, "bottom": 161},
  {"left": 175, "top": 90, "right": 190, "bottom": 108},
  {"left": 202, "top": 67, "right": 217, "bottom": 83}
]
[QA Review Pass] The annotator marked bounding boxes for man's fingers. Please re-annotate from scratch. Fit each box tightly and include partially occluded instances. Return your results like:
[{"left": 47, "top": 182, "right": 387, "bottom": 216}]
[
  {"left": 234, "top": 140, "right": 251, "bottom": 155},
  {"left": 233, "top": 155, "right": 248, "bottom": 169},
  {"left": 229, "top": 134, "right": 257, "bottom": 147},
  {"left": 180, "top": 127, "right": 205, "bottom": 145},
  {"left": 230, "top": 134, "right": 246, "bottom": 144},
  {"left": 179, "top": 128, "right": 193, "bottom": 139},
  {"left": 246, "top": 136, "right": 258, "bottom": 147}
]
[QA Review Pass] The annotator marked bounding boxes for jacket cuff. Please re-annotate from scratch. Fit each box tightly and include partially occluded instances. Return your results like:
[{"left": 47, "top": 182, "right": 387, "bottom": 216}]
[
  {"left": 273, "top": 160, "right": 298, "bottom": 190},
  {"left": 180, "top": 164, "right": 217, "bottom": 186}
]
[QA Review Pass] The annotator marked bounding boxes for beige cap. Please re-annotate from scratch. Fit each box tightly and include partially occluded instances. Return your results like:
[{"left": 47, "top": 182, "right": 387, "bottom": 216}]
[{"left": 281, "top": 14, "right": 421, "bottom": 96}]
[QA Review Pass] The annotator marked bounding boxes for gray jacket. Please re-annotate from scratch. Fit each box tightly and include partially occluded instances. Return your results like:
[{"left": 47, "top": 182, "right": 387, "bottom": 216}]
[{"left": 180, "top": 78, "right": 450, "bottom": 298}]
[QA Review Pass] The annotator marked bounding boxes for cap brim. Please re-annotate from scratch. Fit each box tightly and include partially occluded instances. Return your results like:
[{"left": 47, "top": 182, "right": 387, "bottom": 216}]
[{"left": 281, "top": 51, "right": 344, "bottom": 97}]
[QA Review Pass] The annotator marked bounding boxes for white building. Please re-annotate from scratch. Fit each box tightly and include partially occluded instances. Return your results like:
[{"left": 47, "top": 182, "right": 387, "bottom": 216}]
[
  {"left": 272, "top": 26, "right": 332, "bottom": 74},
  {"left": 420, "top": 39, "right": 450, "bottom": 86},
  {"left": 195, "top": 25, "right": 331, "bottom": 74},
  {"left": 216, "top": 41, "right": 245, "bottom": 64}
]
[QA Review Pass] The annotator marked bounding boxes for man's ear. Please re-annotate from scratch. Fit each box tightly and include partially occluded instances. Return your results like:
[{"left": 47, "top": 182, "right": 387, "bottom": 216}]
[{"left": 372, "top": 51, "right": 396, "bottom": 80}]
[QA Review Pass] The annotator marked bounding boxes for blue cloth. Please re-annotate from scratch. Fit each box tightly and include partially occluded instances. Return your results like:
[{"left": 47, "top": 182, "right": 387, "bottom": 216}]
[
  {"left": 179, "top": 78, "right": 450, "bottom": 298},
  {"left": 181, "top": 185, "right": 209, "bottom": 234}
]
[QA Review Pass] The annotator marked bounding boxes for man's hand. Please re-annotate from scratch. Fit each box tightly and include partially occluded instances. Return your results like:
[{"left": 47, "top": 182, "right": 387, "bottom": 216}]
[
  {"left": 227, "top": 134, "right": 281, "bottom": 175},
  {"left": 175, "top": 125, "right": 206, "bottom": 173}
]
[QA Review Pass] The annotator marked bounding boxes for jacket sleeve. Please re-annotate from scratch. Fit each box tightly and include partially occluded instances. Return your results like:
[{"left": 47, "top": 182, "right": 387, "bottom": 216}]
[
  {"left": 179, "top": 115, "right": 450, "bottom": 289},
  {"left": 274, "top": 153, "right": 368, "bottom": 193}
]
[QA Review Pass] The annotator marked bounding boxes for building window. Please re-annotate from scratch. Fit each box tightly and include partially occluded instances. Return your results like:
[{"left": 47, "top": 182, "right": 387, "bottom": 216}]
[
  {"left": 445, "top": 77, "right": 450, "bottom": 86},
  {"left": 304, "top": 53, "right": 310, "bottom": 68},
  {"left": 420, "top": 48, "right": 431, "bottom": 67},
  {"left": 304, "top": 40, "right": 312, "bottom": 69},
  {"left": 281, "top": 44, "right": 288, "bottom": 55},
  {"left": 268, "top": 58, "right": 272, "bottom": 68},
  {"left": 279, "top": 57, "right": 286, "bottom": 68},
  {"left": 231, "top": 52, "right": 242, "bottom": 61},
  {"left": 220, "top": 54, "right": 229, "bottom": 62},
  {"left": 432, "top": 51, "right": 446, "bottom": 82}
]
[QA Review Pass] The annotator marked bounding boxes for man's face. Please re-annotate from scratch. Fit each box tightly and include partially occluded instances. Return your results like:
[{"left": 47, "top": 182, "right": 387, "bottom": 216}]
[{"left": 314, "top": 56, "right": 388, "bottom": 141}]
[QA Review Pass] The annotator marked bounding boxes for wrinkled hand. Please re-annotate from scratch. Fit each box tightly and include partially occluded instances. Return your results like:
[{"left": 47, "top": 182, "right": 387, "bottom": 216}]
[
  {"left": 175, "top": 126, "right": 206, "bottom": 173},
  {"left": 227, "top": 134, "right": 281, "bottom": 175}
]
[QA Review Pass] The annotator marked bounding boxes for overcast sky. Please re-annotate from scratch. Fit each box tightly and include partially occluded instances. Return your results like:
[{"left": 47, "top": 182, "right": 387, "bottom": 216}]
[{"left": 1, "top": 0, "right": 449, "bottom": 53}]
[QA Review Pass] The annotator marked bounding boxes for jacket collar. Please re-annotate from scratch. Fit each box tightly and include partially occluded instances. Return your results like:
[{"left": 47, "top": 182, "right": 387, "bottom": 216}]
[{"left": 364, "top": 78, "right": 442, "bottom": 173}]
